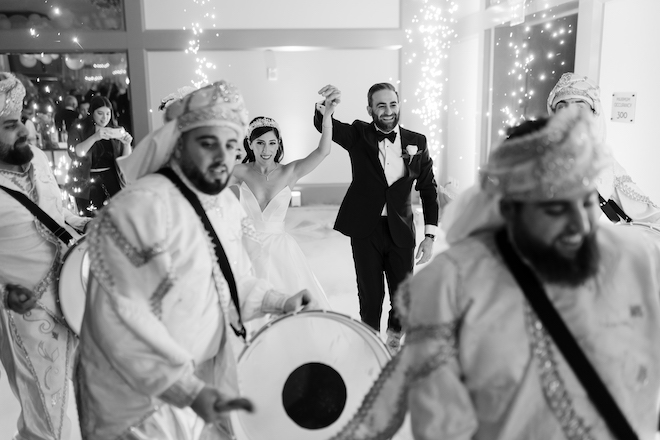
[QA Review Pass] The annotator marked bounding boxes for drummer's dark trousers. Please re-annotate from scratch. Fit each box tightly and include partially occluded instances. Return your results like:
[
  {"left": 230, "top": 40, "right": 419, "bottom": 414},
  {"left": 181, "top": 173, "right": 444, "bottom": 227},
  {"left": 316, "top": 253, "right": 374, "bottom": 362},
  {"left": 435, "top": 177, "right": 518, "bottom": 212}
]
[{"left": 350, "top": 217, "right": 414, "bottom": 334}]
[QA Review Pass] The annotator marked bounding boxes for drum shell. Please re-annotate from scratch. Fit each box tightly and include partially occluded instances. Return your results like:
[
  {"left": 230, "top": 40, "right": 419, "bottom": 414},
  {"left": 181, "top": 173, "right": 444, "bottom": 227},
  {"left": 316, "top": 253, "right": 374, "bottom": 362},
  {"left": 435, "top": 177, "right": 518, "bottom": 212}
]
[{"left": 58, "top": 236, "right": 89, "bottom": 335}]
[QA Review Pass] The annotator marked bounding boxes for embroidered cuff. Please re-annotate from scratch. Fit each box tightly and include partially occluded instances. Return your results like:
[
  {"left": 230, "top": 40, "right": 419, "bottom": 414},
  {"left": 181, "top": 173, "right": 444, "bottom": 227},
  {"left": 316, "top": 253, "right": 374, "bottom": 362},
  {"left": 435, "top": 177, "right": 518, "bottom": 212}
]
[
  {"left": 158, "top": 373, "right": 206, "bottom": 408},
  {"left": 261, "top": 289, "right": 289, "bottom": 314}
]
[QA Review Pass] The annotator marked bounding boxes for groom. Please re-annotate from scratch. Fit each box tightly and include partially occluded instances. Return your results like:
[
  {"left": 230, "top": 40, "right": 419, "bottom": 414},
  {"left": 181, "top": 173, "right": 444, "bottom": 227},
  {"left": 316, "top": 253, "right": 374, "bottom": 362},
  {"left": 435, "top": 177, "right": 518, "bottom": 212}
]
[{"left": 314, "top": 83, "right": 439, "bottom": 353}]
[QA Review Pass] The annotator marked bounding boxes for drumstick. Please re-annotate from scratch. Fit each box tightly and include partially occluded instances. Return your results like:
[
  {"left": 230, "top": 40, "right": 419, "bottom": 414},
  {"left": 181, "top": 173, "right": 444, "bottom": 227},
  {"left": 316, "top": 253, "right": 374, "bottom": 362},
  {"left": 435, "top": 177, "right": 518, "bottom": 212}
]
[{"left": 213, "top": 397, "right": 254, "bottom": 413}]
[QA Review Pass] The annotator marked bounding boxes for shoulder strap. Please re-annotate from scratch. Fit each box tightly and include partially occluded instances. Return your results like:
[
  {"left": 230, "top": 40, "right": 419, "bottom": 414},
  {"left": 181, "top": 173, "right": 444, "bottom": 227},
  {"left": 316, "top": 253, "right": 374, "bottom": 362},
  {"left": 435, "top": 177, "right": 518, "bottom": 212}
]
[
  {"left": 0, "top": 184, "right": 74, "bottom": 246},
  {"left": 494, "top": 228, "right": 639, "bottom": 440},
  {"left": 156, "top": 168, "right": 246, "bottom": 340},
  {"left": 598, "top": 193, "right": 632, "bottom": 223}
]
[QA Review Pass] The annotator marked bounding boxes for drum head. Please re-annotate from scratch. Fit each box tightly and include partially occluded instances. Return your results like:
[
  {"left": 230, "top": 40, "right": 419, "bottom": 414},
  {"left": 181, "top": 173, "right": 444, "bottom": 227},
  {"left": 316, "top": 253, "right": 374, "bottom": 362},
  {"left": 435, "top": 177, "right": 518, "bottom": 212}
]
[
  {"left": 232, "top": 311, "right": 390, "bottom": 440},
  {"left": 58, "top": 237, "right": 89, "bottom": 335}
]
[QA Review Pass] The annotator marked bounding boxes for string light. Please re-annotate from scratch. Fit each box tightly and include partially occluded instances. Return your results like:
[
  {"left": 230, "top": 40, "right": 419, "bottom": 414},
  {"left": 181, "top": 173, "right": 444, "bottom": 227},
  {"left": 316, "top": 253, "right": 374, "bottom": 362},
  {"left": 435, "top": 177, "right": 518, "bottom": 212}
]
[
  {"left": 183, "top": 1, "right": 220, "bottom": 88},
  {"left": 405, "top": 0, "right": 457, "bottom": 174},
  {"left": 494, "top": 9, "right": 577, "bottom": 138}
]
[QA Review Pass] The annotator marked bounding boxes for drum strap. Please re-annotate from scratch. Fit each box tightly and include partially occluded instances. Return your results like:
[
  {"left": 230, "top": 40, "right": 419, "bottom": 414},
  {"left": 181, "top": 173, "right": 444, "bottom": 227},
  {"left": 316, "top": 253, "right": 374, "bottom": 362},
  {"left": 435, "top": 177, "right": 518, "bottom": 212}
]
[
  {"left": 0, "top": 184, "right": 75, "bottom": 246},
  {"left": 156, "top": 168, "right": 246, "bottom": 340},
  {"left": 495, "top": 228, "right": 640, "bottom": 440},
  {"left": 598, "top": 193, "right": 633, "bottom": 223}
]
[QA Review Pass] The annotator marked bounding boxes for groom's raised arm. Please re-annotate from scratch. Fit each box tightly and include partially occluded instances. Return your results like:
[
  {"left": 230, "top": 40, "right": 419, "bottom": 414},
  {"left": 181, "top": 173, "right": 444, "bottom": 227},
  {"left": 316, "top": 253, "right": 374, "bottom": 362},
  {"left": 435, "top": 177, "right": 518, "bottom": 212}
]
[{"left": 313, "top": 84, "right": 357, "bottom": 150}]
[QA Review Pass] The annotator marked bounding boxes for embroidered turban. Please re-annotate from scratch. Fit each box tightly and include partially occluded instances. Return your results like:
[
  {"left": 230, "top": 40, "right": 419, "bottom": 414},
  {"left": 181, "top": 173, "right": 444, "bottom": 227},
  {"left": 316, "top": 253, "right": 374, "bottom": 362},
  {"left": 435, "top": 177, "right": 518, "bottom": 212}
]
[
  {"left": 547, "top": 72, "right": 601, "bottom": 116},
  {"left": 118, "top": 80, "right": 249, "bottom": 183},
  {"left": 0, "top": 72, "right": 26, "bottom": 118},
  {"left": 480, "top": 106, "right": 610, "bottom": 201}
]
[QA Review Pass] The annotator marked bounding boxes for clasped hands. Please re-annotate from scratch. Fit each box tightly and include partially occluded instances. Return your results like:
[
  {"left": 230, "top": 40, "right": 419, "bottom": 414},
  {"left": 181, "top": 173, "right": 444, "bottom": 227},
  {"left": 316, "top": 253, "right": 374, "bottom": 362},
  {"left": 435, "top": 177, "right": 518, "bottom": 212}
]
[{"left": 316, "top": 84, "right": 342, "bottom": 117}]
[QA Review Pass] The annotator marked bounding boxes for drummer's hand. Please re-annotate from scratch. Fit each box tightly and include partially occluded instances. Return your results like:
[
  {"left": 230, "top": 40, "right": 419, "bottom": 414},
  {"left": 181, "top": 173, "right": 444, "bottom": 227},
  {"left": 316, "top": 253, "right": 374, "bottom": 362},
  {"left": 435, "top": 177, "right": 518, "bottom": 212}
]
[
  {"left": 283, "top": 289, "right": 319, "bottom": 313},
  {"left": 4, "top": 284, "right": 38, "bottom": 314},
  {"left": 82, "top": 218, "right": 92, "bottom": 234},
  {"left": 191, "top": 387, "right": 253, "bottom": 424}
]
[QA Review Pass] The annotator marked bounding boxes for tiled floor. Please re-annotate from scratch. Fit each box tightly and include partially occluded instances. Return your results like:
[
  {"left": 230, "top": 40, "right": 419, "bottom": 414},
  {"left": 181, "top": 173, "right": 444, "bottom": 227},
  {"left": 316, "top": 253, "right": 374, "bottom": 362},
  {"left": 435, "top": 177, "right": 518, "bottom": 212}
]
[{"left": 0, "top": 205, "right": 447, "bottom": 439}]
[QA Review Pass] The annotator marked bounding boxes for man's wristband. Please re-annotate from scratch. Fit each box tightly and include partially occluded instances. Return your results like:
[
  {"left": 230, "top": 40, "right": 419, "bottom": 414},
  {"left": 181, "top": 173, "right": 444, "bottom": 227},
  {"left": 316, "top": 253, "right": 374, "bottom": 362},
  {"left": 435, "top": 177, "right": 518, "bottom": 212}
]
[{"left": 425, "top": 233, "right": 436, "bottom": 242}]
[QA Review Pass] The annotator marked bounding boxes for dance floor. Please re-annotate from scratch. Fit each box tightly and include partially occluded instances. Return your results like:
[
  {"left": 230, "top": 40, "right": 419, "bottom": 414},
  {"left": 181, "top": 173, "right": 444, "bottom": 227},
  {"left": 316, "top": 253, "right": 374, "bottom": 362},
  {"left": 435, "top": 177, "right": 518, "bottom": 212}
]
[{"left": 0, "top": 204, "right": 447, "bottom": 440}]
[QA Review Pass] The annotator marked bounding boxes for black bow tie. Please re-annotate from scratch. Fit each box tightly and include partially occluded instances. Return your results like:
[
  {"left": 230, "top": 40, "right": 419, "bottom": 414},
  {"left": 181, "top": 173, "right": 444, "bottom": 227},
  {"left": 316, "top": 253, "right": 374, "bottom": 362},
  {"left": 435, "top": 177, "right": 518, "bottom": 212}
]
[{"left": 376, "top": 130, "right": 397, "bottom": 144}]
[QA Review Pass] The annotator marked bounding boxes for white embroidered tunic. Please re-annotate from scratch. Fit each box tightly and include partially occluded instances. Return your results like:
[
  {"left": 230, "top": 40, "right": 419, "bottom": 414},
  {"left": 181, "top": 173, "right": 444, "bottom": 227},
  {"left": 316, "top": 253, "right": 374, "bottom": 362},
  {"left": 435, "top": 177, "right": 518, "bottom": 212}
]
[
  {"left": 76, "top": 166, "right": 276, "bottom": 439},
  {"left": 332, "top": 223, "right": 660, "bottom": 440},
  {"left": 0, "top": 146, "right": 87, "bottom": 440}
]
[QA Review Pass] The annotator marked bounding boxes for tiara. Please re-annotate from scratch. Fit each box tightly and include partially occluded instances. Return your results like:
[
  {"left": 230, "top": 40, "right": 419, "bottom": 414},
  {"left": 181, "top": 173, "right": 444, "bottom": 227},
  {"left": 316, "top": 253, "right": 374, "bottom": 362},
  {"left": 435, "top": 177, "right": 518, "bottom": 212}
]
[{"left": 246, "top": 117, "right": 280, "bottom": 140}]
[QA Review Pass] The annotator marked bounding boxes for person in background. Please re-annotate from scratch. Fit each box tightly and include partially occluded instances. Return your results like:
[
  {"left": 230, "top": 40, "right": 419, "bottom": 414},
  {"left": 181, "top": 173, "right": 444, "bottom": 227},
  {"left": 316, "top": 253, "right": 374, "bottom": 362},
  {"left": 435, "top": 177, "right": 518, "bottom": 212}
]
[
  {"left": 331, "top": 107, "right": 660, "bottom": 440},
  {"left": 229, "top": 90, "right": 339, "bottom": 321},
  {"left": 67, "top": 95, "right": 132, "bottom": 216},
  {"left": 547, "top": 72, "right": 660, "bottom": 224},
  {"left": 77, "top": 100, "right": 90, "bottom": 120},
  {"left": 55, "top": 94, "right": 80, "bottom": 133},
  {"left": 313, "top": 83, "right": 439, "bottom": 354},
  {"left": 0, "top": 71, "right": 90, "bottom": 440},
  {"left": 20, "top": 96, "right": 38, "bottom": 147}
]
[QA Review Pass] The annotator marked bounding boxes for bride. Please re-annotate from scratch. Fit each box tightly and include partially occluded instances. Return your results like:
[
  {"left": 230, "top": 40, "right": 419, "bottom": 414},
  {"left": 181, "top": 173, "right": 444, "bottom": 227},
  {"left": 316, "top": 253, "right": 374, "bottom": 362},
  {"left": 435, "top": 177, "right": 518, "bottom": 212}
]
[{"left": 230, "top": 92, "right": 339, "bottom": 316}]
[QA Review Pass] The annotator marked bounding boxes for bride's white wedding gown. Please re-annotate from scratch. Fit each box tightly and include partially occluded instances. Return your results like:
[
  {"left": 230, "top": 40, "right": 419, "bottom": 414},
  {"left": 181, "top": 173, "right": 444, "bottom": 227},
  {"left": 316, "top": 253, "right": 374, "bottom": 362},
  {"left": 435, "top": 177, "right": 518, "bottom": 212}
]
[{"left": 239, "top": 182, "right": 331, "bottom": 318}]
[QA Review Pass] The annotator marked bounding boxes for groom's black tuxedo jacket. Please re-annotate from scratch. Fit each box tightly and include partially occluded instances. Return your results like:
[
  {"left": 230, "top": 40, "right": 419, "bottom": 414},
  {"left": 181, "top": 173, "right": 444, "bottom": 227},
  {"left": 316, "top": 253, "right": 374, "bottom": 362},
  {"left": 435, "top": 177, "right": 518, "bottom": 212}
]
[{"left": 314, "top": 110, "right": 439, "bottom": 248}]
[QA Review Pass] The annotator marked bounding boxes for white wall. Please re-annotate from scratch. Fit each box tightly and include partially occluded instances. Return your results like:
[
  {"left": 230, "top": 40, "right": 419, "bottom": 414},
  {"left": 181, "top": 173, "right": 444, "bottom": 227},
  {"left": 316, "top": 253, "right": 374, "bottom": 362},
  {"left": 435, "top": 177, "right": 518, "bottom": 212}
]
[
  {"left": 147, "top": 49, "right": 400, "bottom": 184},
  {"left": 599, "top": 0, "right": 660, "bottom": 204},
  {"left": 143, "top": 0, "right": 399, "bottom": 30}
]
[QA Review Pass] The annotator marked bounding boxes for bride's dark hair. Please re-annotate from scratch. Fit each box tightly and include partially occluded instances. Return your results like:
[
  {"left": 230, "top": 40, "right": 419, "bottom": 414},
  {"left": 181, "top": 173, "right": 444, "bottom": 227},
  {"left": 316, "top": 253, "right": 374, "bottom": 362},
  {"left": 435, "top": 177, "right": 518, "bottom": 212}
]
[{"left": 243, "top": 116, "right": 284, "bottom": 163}]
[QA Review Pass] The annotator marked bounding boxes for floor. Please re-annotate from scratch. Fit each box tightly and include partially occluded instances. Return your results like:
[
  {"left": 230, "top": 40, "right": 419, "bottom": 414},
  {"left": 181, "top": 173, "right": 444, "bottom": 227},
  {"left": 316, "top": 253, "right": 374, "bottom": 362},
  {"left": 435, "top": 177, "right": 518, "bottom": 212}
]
[{"left": 0, "top": 205, "right": 447, "bottom": 440}]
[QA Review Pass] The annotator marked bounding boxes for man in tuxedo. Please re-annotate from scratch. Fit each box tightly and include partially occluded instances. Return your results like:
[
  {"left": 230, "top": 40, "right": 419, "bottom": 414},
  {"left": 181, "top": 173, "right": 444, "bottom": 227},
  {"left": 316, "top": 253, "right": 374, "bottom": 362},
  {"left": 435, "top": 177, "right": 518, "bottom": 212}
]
[{"left": 314, "top": 83, "right": 439, "bottom": 354}]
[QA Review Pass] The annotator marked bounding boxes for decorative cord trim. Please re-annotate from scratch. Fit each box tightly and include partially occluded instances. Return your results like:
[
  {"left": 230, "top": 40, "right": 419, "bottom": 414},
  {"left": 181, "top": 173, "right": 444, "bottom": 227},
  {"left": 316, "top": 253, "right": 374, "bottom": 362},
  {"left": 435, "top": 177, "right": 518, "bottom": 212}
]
[
  {"left": 149, "top": 274, "right": 176, "bottom": 319},
  {"left": 98, "top": 212, "right": 165, "bottom": 267},
  {"left": 525, "top": 304, "right": 595, "bottom": 440},
  {"left": 329, "top": 320, "right": 458, "bottom": 440}
]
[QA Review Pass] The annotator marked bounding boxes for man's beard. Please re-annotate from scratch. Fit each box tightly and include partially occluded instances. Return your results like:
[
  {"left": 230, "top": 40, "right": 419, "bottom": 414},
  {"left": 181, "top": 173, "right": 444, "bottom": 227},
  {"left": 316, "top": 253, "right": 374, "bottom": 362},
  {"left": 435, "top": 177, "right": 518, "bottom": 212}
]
[
  {"left": 0, "top": 137, "right": 33, "bottom": 166},
  {"left": 372, "top": 112, "right": 399, "bottom": 132},
  {"left": 178, "top": 156, "right": 228, "bottom": 195},
  {"left": 510, "top": 219, "right": 600, "bottom": 287}
]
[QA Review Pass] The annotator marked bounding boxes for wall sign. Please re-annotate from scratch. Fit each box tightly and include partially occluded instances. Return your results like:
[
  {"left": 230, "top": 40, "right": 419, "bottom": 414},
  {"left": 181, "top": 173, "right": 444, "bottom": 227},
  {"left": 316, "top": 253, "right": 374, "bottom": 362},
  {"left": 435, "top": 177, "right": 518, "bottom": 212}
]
[{"left": 611, "top": 92, "right": 636, "bottom": 123}]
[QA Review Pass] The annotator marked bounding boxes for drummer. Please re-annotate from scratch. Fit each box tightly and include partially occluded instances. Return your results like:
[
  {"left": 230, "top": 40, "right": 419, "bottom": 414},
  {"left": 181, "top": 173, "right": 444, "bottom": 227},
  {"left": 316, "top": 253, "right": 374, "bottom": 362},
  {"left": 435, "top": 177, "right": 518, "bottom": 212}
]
[
  {"left": 0, "top": 72, "right": 90, "bottom": 440},
  {"left": 547, "top": 72, "right": 660, "bottom": 224},
  {"left": 75, "top": 80, "right": 319, "bottom": 439}
]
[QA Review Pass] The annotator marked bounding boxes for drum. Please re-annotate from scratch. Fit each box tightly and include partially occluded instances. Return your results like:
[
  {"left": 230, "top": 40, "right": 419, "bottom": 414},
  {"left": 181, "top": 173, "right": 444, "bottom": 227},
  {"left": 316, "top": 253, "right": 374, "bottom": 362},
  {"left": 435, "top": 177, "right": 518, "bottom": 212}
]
[
  {"left": 231, "top": 311, "right": 391, "bottom": 440},
  {"left": 58, "top": 236, "right": 90, "bottom": 335}
]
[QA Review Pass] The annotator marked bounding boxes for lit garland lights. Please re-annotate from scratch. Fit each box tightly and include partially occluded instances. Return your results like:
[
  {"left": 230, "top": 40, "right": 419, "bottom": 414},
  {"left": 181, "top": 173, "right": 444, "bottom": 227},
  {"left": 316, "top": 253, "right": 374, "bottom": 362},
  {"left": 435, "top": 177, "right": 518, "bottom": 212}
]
[
  {"left": 492, "top": 9, "right": 577, "bottom": 139},
  {"left": 405, "top": 0, "right": 458, "bottom": 175},
  {"left": 184, "top": 1, "right": 220, "bottom": 88}
]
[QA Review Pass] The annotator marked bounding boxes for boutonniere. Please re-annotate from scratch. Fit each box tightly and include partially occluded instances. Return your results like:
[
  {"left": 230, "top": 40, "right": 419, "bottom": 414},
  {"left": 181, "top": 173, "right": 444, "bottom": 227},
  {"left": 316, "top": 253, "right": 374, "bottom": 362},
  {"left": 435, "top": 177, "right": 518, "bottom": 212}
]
[{"left": 402, "top": 145, "right": 420, "bottom": 164}]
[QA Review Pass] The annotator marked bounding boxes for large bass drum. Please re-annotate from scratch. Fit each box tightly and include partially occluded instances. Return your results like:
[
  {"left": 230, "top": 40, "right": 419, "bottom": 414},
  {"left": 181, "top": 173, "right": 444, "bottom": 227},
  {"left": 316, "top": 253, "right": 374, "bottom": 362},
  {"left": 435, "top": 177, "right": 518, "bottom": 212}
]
[
  {"left": 58, "top": 236, "right": 89, "bottom": 335},
  {"left": 232, "top": 311, "right": 391, "bottom": 440}
]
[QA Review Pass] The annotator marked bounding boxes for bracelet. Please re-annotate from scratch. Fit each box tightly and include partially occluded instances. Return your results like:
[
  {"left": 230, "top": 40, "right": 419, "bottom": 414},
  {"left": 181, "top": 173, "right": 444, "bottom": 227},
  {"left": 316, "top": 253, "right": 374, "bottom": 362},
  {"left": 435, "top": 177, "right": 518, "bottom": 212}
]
[{"left": 425, "top": 233, "right": 436, "bottom": 242}]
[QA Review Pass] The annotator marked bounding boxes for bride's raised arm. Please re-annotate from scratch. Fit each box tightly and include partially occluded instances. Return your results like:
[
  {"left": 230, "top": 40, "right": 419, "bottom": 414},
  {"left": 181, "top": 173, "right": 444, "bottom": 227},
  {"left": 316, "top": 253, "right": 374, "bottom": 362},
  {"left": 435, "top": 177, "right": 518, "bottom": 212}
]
[{"left": 286, "top": 93, "right": 339, "bottom": 186}]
